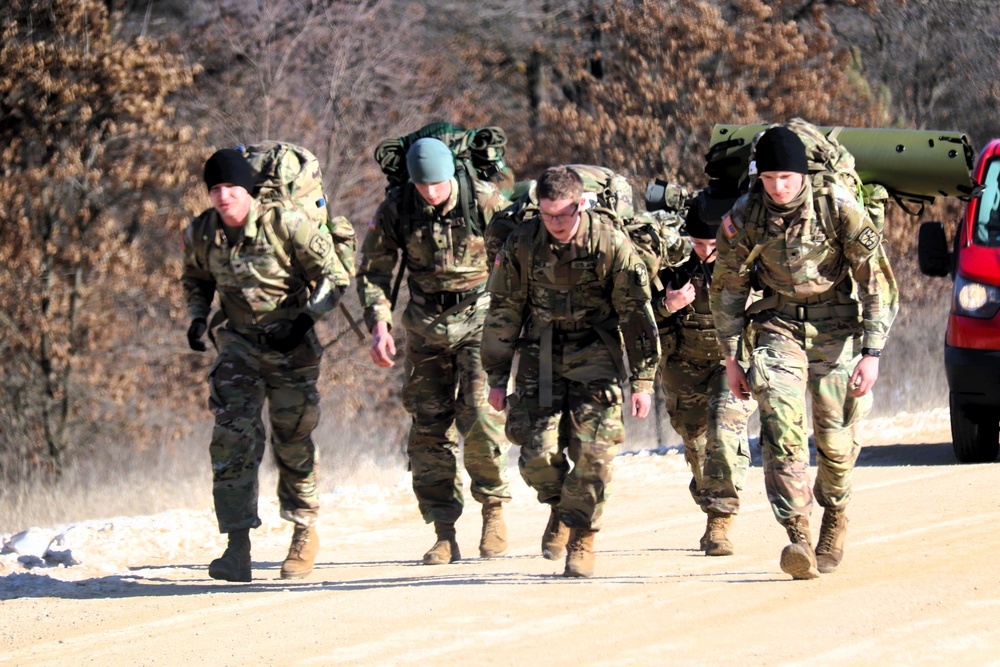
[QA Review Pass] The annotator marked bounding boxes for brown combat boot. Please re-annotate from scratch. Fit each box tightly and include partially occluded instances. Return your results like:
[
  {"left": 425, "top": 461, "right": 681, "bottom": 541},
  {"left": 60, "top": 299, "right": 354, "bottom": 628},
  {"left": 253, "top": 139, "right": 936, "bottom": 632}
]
[
  {"left": 542, "top": 506, "right": 571, "bottom": 561},
  {"left": 423, "top": 522, "right": 460, "bottom": 565},
  {"left": 208, "top": 528, "right": 252, "bottom": 583},
  {"left": 563, "top": 528, "right": 597, "bottom": 578},
  {"left": 699, "top": 522, "right": 712, "bottom": 552},
  {"left": 815, "top": 508, "right": 848, "bottom": 574},
  {"left": 780, "top": 516, "right": 820, "bottom": 580},
  {"left": 704, "top": 511, "right": 735, "bottom": 556},
  {"left": 479, "top": 503, "right": 509, "bottom": 558},
  {"left": 280, "top": 524, "right": 319, "bottom": 580}
]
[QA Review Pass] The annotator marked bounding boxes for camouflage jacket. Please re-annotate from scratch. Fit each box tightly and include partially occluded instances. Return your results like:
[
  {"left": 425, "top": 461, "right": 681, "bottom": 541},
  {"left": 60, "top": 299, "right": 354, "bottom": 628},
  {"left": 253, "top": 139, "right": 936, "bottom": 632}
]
[
  {"left": 710, "top": 181, "right": 899, "bottom": 356},
  {"left": 182, "top": 201, "right": 354, "bottom": 329},
  {"left": 482, "top": 210, "right": 660, "bottom": 395},
  {"left": 357, "top": 177, "right": 510, "bottom": 332}
]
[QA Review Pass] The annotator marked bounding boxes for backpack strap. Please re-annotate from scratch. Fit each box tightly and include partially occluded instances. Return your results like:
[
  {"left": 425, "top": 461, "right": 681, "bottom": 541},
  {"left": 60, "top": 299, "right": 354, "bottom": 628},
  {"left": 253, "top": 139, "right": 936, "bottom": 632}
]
[
  {"left": 455, "top": 161, "right": 481, "bottom": 236},
  {"left": 389, "top": 185, "right": 416, "bottom": 311}
]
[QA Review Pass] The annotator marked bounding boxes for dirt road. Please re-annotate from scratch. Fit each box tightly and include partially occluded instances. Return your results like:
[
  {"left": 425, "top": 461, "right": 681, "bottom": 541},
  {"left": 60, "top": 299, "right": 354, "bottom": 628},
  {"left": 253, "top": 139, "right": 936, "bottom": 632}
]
[{"left": 2, "top": 410, "right": 998, "bottom": 666}]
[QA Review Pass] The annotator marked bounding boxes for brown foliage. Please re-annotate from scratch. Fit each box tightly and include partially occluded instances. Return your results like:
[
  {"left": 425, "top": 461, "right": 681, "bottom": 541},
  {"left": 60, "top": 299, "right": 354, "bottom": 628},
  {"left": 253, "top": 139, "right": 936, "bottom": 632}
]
[
  {"left": 497, "top": 0, "right": 889, "bottom": 191},
  {"left": 0, "top": 0, "right": 205, "bottom": 478}
]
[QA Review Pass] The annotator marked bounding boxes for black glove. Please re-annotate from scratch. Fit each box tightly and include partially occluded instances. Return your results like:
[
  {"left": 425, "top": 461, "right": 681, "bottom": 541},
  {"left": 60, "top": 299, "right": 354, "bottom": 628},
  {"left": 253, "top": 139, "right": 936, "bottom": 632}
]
[
  {"left": 267, "top": 313, "right": 315, "bottom": 353},
  {"left": 187, "top": 318, "right": 208, "bottom": 352}
]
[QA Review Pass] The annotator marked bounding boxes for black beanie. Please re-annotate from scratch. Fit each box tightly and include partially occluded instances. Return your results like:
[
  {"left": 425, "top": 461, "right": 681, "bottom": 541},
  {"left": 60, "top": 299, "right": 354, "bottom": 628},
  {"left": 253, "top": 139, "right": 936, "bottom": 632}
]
[
  {"left": 204, "top": 148, "right": 258, "bottom": 192},
  {"left": 754, "top": 127, "right": 809, "bottom": 175},
  {"left": 684, "top": 194, "right": 719, "bottom": 240}
]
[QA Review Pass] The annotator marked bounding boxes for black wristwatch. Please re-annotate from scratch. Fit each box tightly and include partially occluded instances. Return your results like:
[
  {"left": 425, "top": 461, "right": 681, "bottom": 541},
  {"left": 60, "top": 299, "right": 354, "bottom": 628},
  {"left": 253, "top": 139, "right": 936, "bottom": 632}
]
[{"left": 861, "top": 347, "right": 882, "bottom": 358}]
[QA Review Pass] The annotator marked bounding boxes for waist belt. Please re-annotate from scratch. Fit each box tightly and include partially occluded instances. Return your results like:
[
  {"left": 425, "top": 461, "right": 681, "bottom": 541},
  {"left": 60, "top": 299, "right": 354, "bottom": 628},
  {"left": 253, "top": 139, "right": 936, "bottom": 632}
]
[
  {"left": 411, "top": 285, "right": 485, "bottom": 312},
  {"left": 745, "top": 287, "right": 859, "bottom": 322},
  {"left": 552, "top": 319, "right": 592, "bottom": 332},
  {"left": 221, "top": 307, "right": 297, "bottom": 327},
  {"left": 774, "top": 302, "right": 860, "bottom": 321},
  {"left": 412, "top": 284, "right": 487, "bottom": 333},
  {"left": 236, "top": 330, "right": 270, "bottom": 345}
]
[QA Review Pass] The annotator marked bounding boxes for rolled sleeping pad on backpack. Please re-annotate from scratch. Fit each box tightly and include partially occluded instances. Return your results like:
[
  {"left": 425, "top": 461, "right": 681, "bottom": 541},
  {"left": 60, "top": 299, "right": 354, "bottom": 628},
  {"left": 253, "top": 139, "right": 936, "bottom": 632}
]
[{"left": 706, "top": 124, "right": 976, "bottom": 203}]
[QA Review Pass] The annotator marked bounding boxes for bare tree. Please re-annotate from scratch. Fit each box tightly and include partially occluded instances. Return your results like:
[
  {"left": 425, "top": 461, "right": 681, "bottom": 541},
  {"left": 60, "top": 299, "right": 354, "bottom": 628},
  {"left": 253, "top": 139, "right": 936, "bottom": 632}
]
[{"left": 828, "top": 0, "right": 1000, "bottom": 149}]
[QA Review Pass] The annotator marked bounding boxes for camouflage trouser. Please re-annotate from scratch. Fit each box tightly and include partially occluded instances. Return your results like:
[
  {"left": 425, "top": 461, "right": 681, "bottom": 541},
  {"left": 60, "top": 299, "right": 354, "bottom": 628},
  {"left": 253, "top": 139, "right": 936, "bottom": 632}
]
[
  {"left": 746, "top": 315, "right": 872, "bottom": 523},
  {"left": 401, "top": 305, "right": 511, "bottom": 525},
  {"left": 506, "top": 374, "right": 624, "bottom": 531},
  {"left": 208, "top": 328, "right": 322, "bottom": 533},
  {"left": 660, "top": 353, "right": 755, "bottom": 515}
]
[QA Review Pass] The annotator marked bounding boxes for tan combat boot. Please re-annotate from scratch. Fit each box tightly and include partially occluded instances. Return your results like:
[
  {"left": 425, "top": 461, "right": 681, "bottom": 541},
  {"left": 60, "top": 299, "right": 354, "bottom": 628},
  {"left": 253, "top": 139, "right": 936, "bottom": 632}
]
[
  {"left": 542, "top": 506, "right": 571, "bottom": 560},
  {"left": 280, "top": 524, "right": 319, "bottom": 580},
  {"left": 699, "top": 522, "right": 712, "bottom": 552},
  {"left": 563, "top": 528, "right": 597, "bottom": 578},
  {"left": 423, "top": 522, "right": 460, "bottom": 565},
  {"left": 479, "top": 503, "right": 509, "bottom": 558},
  {"left": 815, "top": 508, "right": 848, "bottom": 574},
  {"left": 208, "top": 528, "right": 252, "bottom": 582},
  {"left": 704, "top": 511, "right": 735, "bottom": 557},
  {"left": 780, "top": 516, "right": 820, "bottom": 580}
]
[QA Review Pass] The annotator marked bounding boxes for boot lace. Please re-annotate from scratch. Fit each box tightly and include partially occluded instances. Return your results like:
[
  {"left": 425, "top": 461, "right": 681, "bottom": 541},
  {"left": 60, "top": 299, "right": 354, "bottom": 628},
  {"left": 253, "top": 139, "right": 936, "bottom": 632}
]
[
  {"left": 288, "top": 528, "right": 310, "bottom": 559},
  {"left": 816, "top": 512, "right": 841, "bottom": 554}
]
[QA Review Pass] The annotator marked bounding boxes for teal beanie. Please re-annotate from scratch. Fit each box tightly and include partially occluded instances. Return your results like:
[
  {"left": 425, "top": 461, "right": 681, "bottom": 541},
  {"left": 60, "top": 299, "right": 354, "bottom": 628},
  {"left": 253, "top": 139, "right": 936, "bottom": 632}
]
[{"left": 406, "top": 138, "right": 455, "bottom": 184}]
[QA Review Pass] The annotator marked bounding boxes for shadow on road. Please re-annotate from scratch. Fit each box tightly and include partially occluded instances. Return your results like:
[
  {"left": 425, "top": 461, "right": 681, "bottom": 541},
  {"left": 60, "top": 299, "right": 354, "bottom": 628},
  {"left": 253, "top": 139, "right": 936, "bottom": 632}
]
[{"left": 856, "top": 441, "right": 960, "bottom": 467}]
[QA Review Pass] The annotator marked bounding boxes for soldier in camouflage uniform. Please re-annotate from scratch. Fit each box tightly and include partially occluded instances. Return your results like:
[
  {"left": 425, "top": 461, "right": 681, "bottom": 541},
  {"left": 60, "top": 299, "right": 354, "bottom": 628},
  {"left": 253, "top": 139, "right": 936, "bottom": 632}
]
[
  {"left": 357, "top": 137, "right": 512, "bottom": 565},
  {"left": 182, "top": 148, "right": 354, "bottom": 582},
  {"left": 710, "top": 128, "right": 898, "bottom": 579},
  {"left": 485, "top": 164, "right": 635, "bottom": 265},
  {"left": 656, "top": 193, "right": 755, "bottom": 557},
  {"left": 482, "top": 166, "right": 660, "bottom": 578}
]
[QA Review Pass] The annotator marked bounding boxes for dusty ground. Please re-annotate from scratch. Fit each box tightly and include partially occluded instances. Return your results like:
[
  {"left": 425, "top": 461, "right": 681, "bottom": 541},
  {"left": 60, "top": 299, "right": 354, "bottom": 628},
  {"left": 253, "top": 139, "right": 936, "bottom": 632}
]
[{"left": 2, "top": 409, "right": 998, "bottom": 666}]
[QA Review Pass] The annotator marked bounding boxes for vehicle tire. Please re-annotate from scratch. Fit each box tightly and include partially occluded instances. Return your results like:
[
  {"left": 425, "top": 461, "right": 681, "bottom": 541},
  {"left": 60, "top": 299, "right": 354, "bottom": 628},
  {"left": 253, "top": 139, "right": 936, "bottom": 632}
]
[{"left": 950, "top": 394, "right": 1000, "bottom": 463}]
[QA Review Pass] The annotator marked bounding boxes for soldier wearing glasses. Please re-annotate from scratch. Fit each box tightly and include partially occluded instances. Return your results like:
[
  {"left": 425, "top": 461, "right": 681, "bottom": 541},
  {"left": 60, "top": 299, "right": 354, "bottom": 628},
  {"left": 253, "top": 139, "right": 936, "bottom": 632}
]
[{"left": 482, "top": 166, "right": 660, "bottom": 577}]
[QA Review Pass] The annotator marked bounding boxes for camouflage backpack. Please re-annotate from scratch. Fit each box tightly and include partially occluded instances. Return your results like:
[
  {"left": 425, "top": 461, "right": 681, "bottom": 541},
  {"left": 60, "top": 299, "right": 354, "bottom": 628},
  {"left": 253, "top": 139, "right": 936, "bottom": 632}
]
[
  {"left": 374, "top": 121, "right": 514, "bottom": 197},
  {"left": 624, "top": 208, "right": 691, "bottom": 292},
  {"left": 242, "top": 140, "right": 357, "bottom": 276}
]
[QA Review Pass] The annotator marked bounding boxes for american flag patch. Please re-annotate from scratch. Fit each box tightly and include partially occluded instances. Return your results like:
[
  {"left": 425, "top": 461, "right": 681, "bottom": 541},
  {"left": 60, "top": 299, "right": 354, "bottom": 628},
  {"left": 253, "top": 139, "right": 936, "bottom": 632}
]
[
  {"left": 368, "top": 218, "right": 376, "bottom": 230},
  {"left": 722, "top": 214, "right": 737, "bottom": 240},
  {"left": 494, "top": 253, "right": 502, "bottom": 267}
]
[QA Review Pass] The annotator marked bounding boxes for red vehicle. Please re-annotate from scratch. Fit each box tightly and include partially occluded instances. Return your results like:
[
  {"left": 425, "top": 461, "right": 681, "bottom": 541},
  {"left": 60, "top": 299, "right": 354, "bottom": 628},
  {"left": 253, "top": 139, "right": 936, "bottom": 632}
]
[{"left": 919, "top": 138, "right": 1000, "bottom": 462}]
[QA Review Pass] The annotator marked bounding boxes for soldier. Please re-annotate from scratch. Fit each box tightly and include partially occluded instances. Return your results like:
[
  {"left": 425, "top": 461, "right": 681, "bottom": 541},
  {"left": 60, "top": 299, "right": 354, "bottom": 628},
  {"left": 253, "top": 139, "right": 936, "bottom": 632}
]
[
  {"left": 357, "top": 137, "right": 513, "bottom": 565},
  {"left": 482, "top": 166, "right": 660, "bottom": 578},
  {"left": 656, "top": 193, "right": 755, "bottom": 557},
  {"left": 710, "top": 127, "right": 898, "bottom": 579},
  {"left": 182, "top": 148, "right": 353, "bottom": 582}
]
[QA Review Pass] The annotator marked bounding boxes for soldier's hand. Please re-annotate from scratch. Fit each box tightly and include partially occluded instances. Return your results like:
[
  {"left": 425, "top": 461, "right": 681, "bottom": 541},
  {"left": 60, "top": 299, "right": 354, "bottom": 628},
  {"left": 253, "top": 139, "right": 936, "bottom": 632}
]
[
  {"left": 488, "top": 387, "right": 507, "bottom": 412},
  {"left": 370, "top": 320, "right": 396, "bottom": 368},
  {"left": 849, "top": 355, "right": 880, "bottom": 397},
  {"left": 187, "top": 318, "right": 208, "bottom": 352},
  {"left": 631, "top": 392, "right": 652, "bottom": 419},
  {"left": 664, "top": 282, "right": 696, "bottom": 312},
  {"left": 725, "top": 356, "right": 751, "bottom": 400}
]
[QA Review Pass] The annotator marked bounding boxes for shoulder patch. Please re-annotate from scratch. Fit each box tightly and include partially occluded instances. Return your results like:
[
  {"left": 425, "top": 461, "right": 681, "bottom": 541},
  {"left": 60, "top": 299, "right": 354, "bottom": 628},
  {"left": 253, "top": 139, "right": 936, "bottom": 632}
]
[
  {"left": 494, "top": 253, "right": 502, "bottom": 267},
  {"left": 309, "top": 233, "right": 332, "bottom": 258},
  {"left": 858, "top": 225, "right": 881, "bottom": 251},
  {"left": 722, "top": 214, "right": 738, "bottom": 240},
  {"left": 634, "top": 262, "right": 648, "bottom": 287}
]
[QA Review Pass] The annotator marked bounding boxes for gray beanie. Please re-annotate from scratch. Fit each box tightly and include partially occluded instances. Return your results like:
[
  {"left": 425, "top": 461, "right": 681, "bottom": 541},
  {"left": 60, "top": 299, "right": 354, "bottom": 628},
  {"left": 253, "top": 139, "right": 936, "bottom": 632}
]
[{"left": 406, "top": 138, "right": 455, "bottom": 184}]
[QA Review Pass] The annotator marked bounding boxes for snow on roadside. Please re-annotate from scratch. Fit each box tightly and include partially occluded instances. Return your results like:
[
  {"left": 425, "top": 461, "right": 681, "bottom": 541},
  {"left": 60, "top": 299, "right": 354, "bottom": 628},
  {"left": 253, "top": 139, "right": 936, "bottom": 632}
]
[{"left": 0, "top": 480, "right": 412, "bottom": 592}]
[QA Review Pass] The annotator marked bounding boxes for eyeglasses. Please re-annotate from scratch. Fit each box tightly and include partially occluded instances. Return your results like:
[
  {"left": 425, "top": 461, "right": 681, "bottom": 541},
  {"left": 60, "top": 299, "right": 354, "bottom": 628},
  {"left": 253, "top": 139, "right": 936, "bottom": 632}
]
[{"left": 538, "top": 203, "right": 579, "bottom": 224}]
